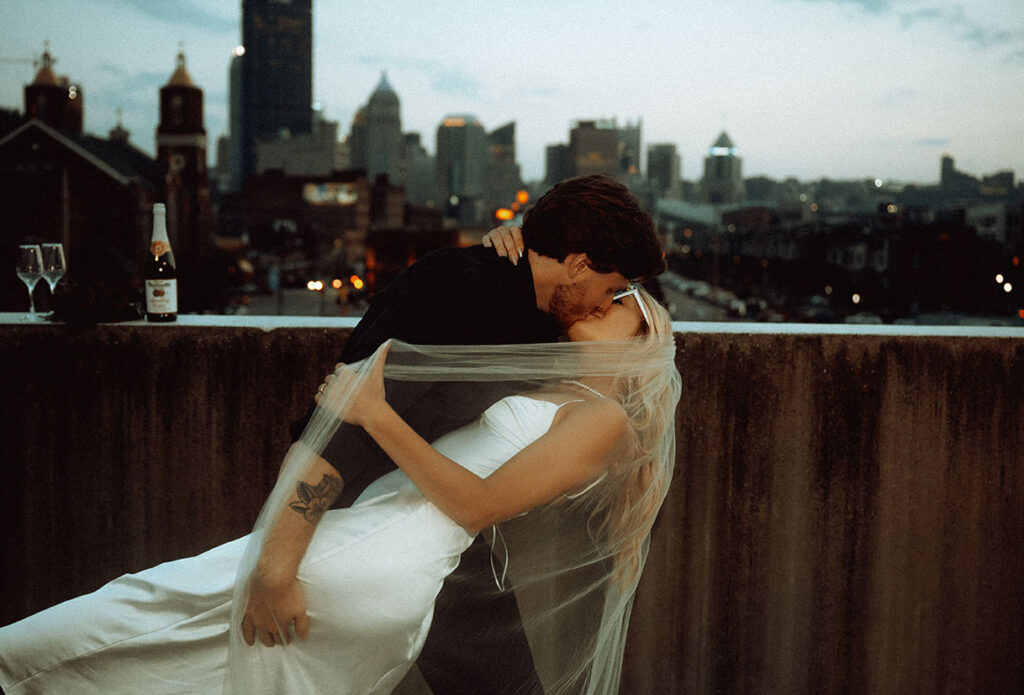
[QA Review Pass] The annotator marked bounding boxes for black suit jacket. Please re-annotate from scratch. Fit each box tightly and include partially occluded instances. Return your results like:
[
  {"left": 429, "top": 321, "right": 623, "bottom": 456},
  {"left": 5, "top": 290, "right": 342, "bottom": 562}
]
[{"left": 289, "top": 245, "right": 562, "bottom": 507}]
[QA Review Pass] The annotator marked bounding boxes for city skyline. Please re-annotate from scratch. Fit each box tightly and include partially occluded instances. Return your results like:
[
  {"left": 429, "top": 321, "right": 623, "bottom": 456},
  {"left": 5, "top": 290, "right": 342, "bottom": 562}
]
[{"left": 2, "top": 0, "right": 1022, "bottom": 185}]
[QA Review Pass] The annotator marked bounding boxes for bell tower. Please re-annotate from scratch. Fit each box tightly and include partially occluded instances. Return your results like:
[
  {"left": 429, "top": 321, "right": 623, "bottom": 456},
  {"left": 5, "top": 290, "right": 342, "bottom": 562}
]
[
  {"left": 24, "top": 43, "right": 83, "bottom": 134},
  {"left": 156, "top": 49, "right": 210, "bottom": 265}
]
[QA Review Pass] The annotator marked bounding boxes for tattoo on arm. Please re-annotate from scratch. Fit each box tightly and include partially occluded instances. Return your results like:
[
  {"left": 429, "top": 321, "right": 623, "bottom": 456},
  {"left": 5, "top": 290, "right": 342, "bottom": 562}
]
[{"left": 288, "top": 473, "right": 343, "bottom": 524}]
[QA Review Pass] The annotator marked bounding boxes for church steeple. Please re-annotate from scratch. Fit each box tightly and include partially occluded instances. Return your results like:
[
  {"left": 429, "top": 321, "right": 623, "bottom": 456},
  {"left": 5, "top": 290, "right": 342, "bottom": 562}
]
[
  {"left": 158, "top": 47, "right": 204, "bottom": 135},
  {"left": 156, "top": 47, "right": 210, "bottom": 270},
  {"left": 168, "top": 50, "right": 195, "bottom": 88},
  {"left": 32, "top": 43, "right": 59, "bottom": 86},
  {"left": 24, "top": 42, "right": 82, "bottom": 133}
]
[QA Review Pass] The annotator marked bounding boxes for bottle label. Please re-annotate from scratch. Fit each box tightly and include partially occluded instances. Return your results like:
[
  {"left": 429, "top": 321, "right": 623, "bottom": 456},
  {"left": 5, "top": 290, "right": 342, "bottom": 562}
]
[{"left": 146, "top": 279, "right": 178, "bottom": 314}]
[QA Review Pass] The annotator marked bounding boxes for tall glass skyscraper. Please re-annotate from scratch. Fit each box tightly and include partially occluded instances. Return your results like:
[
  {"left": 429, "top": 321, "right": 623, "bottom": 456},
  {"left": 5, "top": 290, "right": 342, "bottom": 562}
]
[{"left": 240, "top": 0, "right": 313, "bottom": 183}]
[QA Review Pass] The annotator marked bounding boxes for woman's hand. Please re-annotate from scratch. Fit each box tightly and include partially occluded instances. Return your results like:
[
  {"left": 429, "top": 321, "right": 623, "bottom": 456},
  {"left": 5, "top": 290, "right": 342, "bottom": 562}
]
[
  {"left": 314, "top": 343, "right": 391, "bottom": 429},
  {"left": 242, "top": 567, "right": 310, "bottom": 647},
  {"left": 482, "top": 225, "right": 524, "bottom": 265}
]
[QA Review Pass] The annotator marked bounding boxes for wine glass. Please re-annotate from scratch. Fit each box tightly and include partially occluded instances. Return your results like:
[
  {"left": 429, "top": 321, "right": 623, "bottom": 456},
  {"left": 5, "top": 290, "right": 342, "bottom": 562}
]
[
  {"left": 41, "top": 243, "right": 67, "bottom": 294},
  {"left": 16, "top": 244, "right": 43, "bottom": 320},
  {"left": 41, "top": 243, "right": 67, "bottom": 315}
]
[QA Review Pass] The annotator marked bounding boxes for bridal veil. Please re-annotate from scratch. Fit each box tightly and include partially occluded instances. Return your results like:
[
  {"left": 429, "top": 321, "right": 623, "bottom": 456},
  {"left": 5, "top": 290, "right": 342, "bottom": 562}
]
[{"left": 225, "top": 332, "right": 681, "bottom": 695}]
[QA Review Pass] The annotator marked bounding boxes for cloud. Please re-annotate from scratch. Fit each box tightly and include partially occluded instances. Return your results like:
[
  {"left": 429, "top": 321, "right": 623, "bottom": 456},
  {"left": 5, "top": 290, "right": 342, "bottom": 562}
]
[
  {"left": 356, "top": 55, "right": 482, "bottom": 100},
  {"left": 900, "top": 5, "right": 1015, "bottom": 50},
  {"left": 794, "top": 0, "right": 1022, "bottom": 53},
  {"left": 877, "top": 87, "right": 918, "bottom": 108},
  {"left": 793, "top": 0, "right": 892, "bottom": 14},
  {"left": 92, "top": 0, "right": 236, "bottom": 34},
  {"left": 93, "top": 64, "right": 168, "bottom": 109},
  {"left": 914, "top": 137, "right": 952, "bottom": 148}
]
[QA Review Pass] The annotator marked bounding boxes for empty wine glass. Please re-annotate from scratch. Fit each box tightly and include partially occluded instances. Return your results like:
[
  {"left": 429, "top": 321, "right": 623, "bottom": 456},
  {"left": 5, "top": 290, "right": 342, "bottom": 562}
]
[
  {"left": 41, "top": 242, "right": 67, "bottom": 294},
  {"left": 16, "top": 244, "right": 43, "bottom": 320}
]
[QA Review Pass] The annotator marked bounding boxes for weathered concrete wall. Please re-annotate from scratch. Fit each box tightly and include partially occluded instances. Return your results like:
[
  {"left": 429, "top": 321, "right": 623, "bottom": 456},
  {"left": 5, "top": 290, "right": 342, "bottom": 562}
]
[{"left": 1, "top": 318, "right": 1021, "bottom": 694}]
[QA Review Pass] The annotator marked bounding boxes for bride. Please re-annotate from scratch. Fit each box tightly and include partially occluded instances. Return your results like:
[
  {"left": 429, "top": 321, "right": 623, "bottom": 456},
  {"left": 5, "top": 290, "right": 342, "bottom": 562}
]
[{"left": 0, "top": 285, "right": 679, "bottom": 695}]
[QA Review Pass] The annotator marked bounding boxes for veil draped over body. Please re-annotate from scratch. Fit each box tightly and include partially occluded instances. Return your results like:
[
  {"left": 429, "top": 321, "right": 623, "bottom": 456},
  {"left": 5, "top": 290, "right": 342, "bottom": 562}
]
[{"left": 225, "top": 336, "right": 681, "bottom": 695}]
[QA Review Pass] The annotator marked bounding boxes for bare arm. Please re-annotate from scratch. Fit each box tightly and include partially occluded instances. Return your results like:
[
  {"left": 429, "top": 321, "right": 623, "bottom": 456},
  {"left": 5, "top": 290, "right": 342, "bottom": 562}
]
[
  {"left": 361, "top": 399, "right": 627, "bottom": 533},
  {"left": 337, "top": 347, "right": 628, "bottom": 533},
  {"left": 242, "top": 448, "right": 342, "bottom": 647}
]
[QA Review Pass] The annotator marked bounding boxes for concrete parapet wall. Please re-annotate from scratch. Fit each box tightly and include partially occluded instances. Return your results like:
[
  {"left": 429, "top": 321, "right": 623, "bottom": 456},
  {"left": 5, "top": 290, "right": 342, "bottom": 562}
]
[{"left": 1, "top": 316, "right": 1021, "bottom": 693}]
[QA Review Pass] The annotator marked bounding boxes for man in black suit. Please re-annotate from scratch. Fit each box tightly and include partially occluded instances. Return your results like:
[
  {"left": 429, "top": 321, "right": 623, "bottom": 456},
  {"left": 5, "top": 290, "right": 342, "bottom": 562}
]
[{"left": 244, "top": 175, "right": 666, "bottom": 693}]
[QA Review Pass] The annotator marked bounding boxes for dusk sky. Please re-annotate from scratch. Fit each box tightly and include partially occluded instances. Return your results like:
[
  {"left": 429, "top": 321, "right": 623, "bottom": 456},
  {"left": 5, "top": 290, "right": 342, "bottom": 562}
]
[{"left": 2, "top": 0, "right": 1022, "bottom": 185}]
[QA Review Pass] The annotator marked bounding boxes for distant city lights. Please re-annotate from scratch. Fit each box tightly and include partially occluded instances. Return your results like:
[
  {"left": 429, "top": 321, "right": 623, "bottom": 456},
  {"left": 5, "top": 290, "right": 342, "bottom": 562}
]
[
  {"left": 307, "top": 280, "right": 324, "bottom": 291},
  {"left": 996, "top": 274, "right": 1005, "bottom": 284},
  {"left": 852, "top": 293, "right": 862, "bottom": 304},
  {"left": 1004, "top": 283, "right": 1013, "bottom": 293}
]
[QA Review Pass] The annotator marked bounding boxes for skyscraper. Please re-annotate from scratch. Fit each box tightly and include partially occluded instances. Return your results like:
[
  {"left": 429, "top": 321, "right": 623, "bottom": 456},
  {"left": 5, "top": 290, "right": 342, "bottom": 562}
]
[
  {"left": 568, "top": 120, "right": 619, "bottom": 179},
  {"left": 403, "top": 132, "right": 435, "bottom": 206},
  {"left": 220, "top": 46, "right": 244, "bottom": 191},
  {"left": 701, "top": 131, "right": 744, "bottom": 205},
  {"left": 617, "top": 118, "right": 642, "bottom": 178},
  {"left": 545, "top": 144, "right": 570, "bottom": 187},
  {"left": 485, "top": 122, "right": 521, "bottom": 215},
  {"left": 239, "top": 0, "right": 313, "bottom": 184},
  {"left": 365, "top": 73, "right": 403, "bottom": 184},
  {"left": 435, "top": 115, "right": 486, "bottom": 222},
  {"left": 647, "top": 143, "right": 681, "bottom": 199}
]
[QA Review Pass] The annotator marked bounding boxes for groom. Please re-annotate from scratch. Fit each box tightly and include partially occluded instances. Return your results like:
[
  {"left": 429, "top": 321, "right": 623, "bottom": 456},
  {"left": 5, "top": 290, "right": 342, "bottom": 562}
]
[{"left": 263, "top": 174, "right": 665, "bottom": 692}]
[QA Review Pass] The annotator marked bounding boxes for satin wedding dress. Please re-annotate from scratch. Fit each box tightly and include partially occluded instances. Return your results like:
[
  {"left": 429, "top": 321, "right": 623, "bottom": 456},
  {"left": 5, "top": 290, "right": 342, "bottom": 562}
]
[{"left": 0, "top": 395, "right": 578, "bottom": 695}]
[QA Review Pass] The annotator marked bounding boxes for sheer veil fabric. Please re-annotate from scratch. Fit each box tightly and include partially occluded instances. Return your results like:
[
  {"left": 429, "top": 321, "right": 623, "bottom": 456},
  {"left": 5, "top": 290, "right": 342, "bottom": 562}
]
[{"left": 225, "top": 336, "right": 681, "bottom": 695}]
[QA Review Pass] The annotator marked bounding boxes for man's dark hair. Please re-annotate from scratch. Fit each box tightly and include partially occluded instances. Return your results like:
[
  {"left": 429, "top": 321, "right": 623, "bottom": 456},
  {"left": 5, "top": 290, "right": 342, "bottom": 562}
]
[{"left": 521, "top": 174, "right": 665, "bottom": 280}]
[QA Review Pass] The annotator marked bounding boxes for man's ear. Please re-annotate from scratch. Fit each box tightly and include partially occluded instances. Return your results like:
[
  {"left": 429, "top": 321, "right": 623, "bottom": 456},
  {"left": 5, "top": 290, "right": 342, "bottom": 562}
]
[{"left": 565, "top": 253, "right": 592, "bottom": 279}]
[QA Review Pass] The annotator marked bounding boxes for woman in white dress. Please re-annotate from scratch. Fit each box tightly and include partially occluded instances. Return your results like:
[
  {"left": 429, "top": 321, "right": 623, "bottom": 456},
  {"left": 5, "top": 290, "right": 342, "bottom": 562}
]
[{"left": 0, "top": 285, "right": 679, "bottom": 695}]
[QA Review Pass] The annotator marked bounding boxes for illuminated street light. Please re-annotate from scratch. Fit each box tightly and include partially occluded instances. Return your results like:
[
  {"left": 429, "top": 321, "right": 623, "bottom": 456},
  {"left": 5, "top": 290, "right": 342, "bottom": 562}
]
[
  {"left": 852, "top": 293, "right": 862, "bottom": 304},
  {"left": 1004, "top": 283, "right": 1013, "bottom": 293},
  {"left": 996, "top": 274, "right": 1005, "bottom": 284}
]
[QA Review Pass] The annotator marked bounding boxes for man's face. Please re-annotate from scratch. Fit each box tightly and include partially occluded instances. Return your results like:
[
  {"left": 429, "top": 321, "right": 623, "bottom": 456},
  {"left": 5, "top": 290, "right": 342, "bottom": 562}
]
[{"left": 548, "top": 269, "right": 630, "bottom": 327}]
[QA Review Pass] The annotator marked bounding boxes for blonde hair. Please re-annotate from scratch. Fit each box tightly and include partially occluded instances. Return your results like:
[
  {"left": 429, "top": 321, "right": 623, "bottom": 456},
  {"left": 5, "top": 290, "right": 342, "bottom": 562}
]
[{"left": 590, "top": 287, "right": 678, "bottom": 587}]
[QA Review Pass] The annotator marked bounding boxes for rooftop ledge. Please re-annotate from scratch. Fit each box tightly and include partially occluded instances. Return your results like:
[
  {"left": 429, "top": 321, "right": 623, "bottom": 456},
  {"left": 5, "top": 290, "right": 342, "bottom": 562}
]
[
  {"left": 3, "top": 312, "right": 1022, "bottom": 338},
  {"left": 2, "top": 311, "right": 1022, "bottom": 694}
]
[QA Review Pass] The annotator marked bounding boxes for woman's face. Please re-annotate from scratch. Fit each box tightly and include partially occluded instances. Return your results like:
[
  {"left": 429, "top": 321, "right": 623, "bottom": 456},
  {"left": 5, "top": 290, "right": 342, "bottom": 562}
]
[{"left": 566, "top": 290, "right": 647, "bottom": 342}]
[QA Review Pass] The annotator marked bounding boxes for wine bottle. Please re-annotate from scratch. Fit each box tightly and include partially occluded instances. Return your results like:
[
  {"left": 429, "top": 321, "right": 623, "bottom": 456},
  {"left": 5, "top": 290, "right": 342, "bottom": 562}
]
[{"left": 145, "top": 203, "right": 178, "bottom": 322}]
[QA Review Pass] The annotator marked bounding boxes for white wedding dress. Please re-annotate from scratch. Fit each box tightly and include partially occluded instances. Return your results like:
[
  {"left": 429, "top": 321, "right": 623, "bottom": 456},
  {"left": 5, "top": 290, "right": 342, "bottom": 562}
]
[{"left": 0, "top": 396, "right": 577, "bottom": 695}]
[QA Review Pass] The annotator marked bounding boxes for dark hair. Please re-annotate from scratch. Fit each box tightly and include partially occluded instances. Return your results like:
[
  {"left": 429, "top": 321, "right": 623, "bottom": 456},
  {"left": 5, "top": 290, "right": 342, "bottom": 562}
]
[{"left": 522, "top": 174, "right": 665, "bottom": 280}]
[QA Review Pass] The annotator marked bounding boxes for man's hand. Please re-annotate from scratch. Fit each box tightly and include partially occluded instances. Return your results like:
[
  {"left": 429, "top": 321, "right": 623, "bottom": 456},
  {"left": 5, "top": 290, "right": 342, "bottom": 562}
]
[
  {"left": 241, "top": 569, "right": 310, "bottom": 647},
  {"left": 482, "top": 225, "right": 524, "bottom": 265}
]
